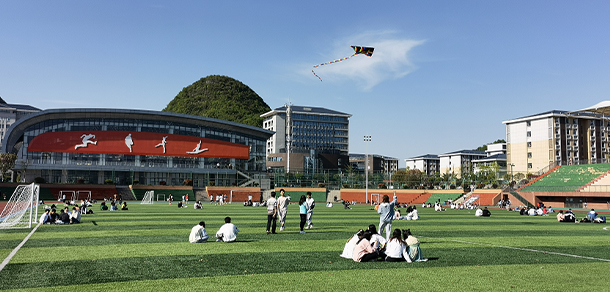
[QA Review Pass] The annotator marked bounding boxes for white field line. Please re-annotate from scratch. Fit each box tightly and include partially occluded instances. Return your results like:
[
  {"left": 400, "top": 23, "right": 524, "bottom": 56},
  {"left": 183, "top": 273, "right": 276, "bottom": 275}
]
[
  {"left": 421, "top": 236, "right": 610, "bottom": 262},
  {"left": 0, "top": 222, "right": 41, "bottom": 272}
]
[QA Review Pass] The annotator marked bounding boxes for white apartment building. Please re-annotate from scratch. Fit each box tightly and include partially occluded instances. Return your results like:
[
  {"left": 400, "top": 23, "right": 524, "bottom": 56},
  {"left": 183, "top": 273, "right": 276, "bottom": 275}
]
[
  {"left": 405, "top": 154, "right": 440, "bottom": 176},
  {"left": 439, "top": 150, "right": 487, "bottom": 178},
  {"left": 0, "top": 97, "right": 40, "bottom": 149}
]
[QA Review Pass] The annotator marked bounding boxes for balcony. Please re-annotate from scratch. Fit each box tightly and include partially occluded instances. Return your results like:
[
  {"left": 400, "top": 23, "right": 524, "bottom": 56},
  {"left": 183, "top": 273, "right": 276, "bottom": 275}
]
[
  {"left": 566, "top": 124, "right": 571, "bottom": 129},
  {"left": 555, "top": 145, "right": 561, "bottom": 149}
]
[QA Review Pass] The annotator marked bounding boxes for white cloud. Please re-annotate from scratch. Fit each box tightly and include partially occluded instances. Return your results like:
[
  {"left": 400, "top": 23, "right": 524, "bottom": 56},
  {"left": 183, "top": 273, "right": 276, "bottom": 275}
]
[{"left": 306, "top": 31, "right": 425, "bottom": 90}]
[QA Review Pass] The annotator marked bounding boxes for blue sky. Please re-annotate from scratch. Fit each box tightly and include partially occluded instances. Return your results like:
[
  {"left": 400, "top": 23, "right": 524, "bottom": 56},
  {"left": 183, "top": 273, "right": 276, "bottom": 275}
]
[{"left": 2, "top": 1, "right": 610, "bottom": 168}]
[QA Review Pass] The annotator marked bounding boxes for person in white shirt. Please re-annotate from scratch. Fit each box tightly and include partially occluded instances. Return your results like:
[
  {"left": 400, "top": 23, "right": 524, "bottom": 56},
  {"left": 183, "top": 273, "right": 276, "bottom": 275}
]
[
  {"left": 277, "top": 189, "right": 290, "bottom": 231},
  {"left": 70, "top": 207, "right": 81, "bottom": 224},
  {"left": 266, "top": 192, "right": 278, "bottom": 234},
  {"left": 528, "top": 208, "right": 537, "bottom": 216},
  {"left": 39, "top": 209, "right": 51, "bottom": 224},
  {"left": 216, "top": 217, "right": 239, "bottom": 242},
  {"left": 406, "top": 206, "right": 419, "bottom": 220},
  {"left": 475, "top": 207, "right": 483, "bottom": 217},
  {"left": 368, "top": 224, "right": 387, "bottom": 253},
  {"left": 340, "top": 229, "right": 364, "bottom": 259},
  {"left": 189, "top": 221, "right": 209, "bottom": 243},
  {"left": 305, "top": 192, "right": 315, "bottom": 229},
  {"left": 384, "top": 229, "right": 411, "bottom": 262}
]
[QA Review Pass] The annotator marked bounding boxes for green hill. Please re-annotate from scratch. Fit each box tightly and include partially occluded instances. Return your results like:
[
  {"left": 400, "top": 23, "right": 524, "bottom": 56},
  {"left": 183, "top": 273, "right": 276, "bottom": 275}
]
[{"left": 163, "top": 75, "right": 271, "bottom": 128}]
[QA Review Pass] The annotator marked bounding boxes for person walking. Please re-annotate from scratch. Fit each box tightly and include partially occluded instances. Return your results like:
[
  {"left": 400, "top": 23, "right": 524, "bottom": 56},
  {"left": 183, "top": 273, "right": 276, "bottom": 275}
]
[
  {"left": 266, "top": 192, "right": 278, "bottom": 234},
  {"left": 277, "top": 189, "right": 290, "bottom": 231}
]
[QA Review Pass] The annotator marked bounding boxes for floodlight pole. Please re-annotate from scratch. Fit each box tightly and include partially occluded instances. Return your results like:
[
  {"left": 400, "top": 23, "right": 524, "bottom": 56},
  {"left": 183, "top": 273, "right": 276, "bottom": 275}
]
[
  {"left": 364, "top": 135, "right": 371, "bottom": 204},
  {"left": 510, "top": 163, "right": 515, "bottom": 185}
]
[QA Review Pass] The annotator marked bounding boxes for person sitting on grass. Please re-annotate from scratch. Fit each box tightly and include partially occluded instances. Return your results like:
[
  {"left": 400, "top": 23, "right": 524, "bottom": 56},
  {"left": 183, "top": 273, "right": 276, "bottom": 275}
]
[
  {"left": 194, "top": 201, "right": 203, "bottom": 209},
  {"left": 528, "top": 207, "right": 536, "bottom": 216},
  {"left": 49, "top": 209, "right": 59, "bottom": 223},
  {"left": 587, "top": 209, "right": 598, "bottom": 221},
  {"left": 39, "top": 209, "right": 51, "bottom": 224},
  {"left": 58, "top": 209, "right": 71, "bottom": 224},
  {"left": 340, "top": 229, "right": 364, "bottom": 259},
  {"left": 557, "top": 210, "right": 565, "bottom": 222},
  {"left": 110, "top": 202, "right": 118, "bottom": 211},
  {"left": 482, "top": 207, "right": 491, "bottom": 217},
  {"left": 403, "top": 229, "right": 428, "bottom": 262},
  {"left": 100, "top": 202, "right": 108, "bottom": 211},
  {"left": 352, "top": 230, "right": 380, "bottom": 262},
  {"left": 475, "top": 207, "right": 483, "bottom": 217},
  {"left": 394, "top": 209, "right": 401, "bottom": 220},
  {"left": 121, "top": 202, "right": 128, "bottom": 210},
  {"left": 189, "top": 221, "right": 209, "bottom": 243},
  {"left": 216, "top": 217, "right": 239, "bottom": 242},
  {"left": 368, "top": 224, "right": 386, "bottom": 255},
  {"left": 70, "top": 207, "right": 80, "bottom": 224},
  {"left": 406, "top": 206, "right": 419, "bottom": 220},
  {"left": 563, "top": 211, "right": 576, "bottom": 222},
  {"left": 384, "top": 229, "right": 410, "bottom": 262}
]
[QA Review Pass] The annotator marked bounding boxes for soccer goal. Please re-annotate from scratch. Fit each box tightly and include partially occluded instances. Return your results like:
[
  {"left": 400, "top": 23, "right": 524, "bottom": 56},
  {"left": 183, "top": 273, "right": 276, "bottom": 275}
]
[
  {"left": 141, "top": 191, "right": 154, "bottom": 204},
  {"left": 0, "top": 183, "right": 40, "bottom": 229},
  {"left": 370, "top": 193, "right": 381, "bottom": 205},
  {"left": 76, "top": 190, "right": 92, "bottom": 201},
  {"left": 230, "top": 190, "right": 263, "bottom": 204},
  {"left": 59, "top": 190, "right": 75, "bottom": 202},
  {"left": 156, "top": 193, "right": 165, "bottom": 202}
]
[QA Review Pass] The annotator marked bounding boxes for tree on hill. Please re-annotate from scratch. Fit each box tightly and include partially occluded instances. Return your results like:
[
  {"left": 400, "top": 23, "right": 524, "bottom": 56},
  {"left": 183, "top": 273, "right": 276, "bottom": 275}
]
[{"left": 163, "top": 75, "right": 271, "bottom": 128}]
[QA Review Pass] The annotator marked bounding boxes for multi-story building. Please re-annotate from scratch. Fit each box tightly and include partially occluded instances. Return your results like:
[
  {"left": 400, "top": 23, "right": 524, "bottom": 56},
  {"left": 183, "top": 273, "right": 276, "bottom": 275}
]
[
  {"left": 261, "top": 104, "right": 351, "bottom": 173},
  {"left": 503, "top": 110, "right": 609, "bottom": 175},
  {"left": 349, "top": 154, "right": 398, "bottom": 174},
  {"left": 439, "top": 150, "right": 487, "bottom": 178},
  {"left": 404, "top": 154, "right": 440, "bottom": 176},
  {"left": 0, "top": 97, "right": 40, "bottom": 148},
  {"left": 472, "top": 143, "right": 507, "bottom": 179}
]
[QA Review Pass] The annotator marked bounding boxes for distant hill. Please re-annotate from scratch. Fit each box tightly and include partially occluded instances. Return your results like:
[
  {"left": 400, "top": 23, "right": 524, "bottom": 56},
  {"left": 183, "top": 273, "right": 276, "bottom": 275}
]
[{"left": 163, "top": 75, "right": 271, "bottom": 128}]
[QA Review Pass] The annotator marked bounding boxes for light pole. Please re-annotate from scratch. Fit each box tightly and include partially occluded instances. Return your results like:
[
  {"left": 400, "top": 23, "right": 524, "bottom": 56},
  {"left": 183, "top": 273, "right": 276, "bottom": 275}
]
[
  {"left": 364, "top": 135, "right": 371, "bottom": 204},
  {"left": 510, "top": 163, "right": 515, "bottom": 185}
]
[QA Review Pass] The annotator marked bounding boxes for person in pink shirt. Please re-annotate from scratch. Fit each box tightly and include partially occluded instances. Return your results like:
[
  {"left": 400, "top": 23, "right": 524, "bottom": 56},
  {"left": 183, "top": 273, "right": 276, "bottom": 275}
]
[{"left": 352, "top": 230, "right": 379, "bottom": 262}]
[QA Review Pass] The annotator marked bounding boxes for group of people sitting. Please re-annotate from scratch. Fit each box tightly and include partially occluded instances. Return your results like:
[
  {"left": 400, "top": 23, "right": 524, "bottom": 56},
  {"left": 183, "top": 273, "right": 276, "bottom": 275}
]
[
  {"left": 557, "top": 209, "right": 606, "bottom": 223},
  {"left": 39, "top": 206, "right": 81, "bottom": 224},
  {"left": 100, "top": 201, "right": 128, "bottom": 211},
  {"left": 340, "top": 224, "right": 427, "bottom": 263},
  {"left": 394, "top": 206, "right": 419, "bottom": 220},
  {"left": 475, "top": 207, "right": 491, "bottom": 217},
  {"left": 188, "top": 217, "right": 240, "bottom": 243},
  {"left": 517, "top": 206, "right": 553, "bottom": 216}
]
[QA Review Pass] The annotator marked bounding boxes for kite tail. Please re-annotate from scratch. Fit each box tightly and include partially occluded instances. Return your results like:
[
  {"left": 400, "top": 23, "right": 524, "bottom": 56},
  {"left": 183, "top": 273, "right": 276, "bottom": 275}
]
[
  {"left": 311, "top": 53, "right": 357, "bottom": 81},
  {"left": 312, "top": 70, "right": 323, "bottom": 82}
]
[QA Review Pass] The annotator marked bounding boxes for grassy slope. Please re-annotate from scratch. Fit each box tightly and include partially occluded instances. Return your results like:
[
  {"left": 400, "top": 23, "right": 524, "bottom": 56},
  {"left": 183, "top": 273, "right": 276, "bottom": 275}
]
[{"left": 1, "top": 204, "right": 609, "bottom": 291}]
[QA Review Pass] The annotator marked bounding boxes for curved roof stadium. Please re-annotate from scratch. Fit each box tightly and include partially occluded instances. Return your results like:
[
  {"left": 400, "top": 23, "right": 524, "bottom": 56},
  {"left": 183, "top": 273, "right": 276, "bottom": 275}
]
[{"left": 3, "top": 108, "right": 274, "bottom": 186}]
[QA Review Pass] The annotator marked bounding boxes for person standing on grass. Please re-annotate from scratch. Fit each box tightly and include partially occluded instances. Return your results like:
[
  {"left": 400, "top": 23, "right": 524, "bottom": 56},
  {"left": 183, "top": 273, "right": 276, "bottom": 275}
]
[
  {"left": 189, "top": 221, "right": 209, "bottom": 243},
  {"left": 377, "top": 195, "right": 397, "bottom": 241},
  {"left": 277, "top": 189, "right": 290, "bottom": 231},
  {"left": 305, "top": 192, "right": 315, "bottom": 229},
  {"left": 299, "top": 195, "right": 307, "bottom": 234},
  {"left": 266, "top": 192, "right": 278, "bottom": 234},
  {"left": 216, "top": 217, "right": 239, "bottom": 242}
]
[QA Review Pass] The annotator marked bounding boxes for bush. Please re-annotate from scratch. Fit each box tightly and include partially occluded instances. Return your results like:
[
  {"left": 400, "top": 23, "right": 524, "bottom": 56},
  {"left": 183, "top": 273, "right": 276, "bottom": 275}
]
[
  {"left": 159, "top": 181, "right": 167, "bottom": 185},
  {"left": 183, "top": 179, "right": 193, "bottom": 186},
  {"left": 342, "top": 184, "right": 349, "bottom": 188},
  {"left": 354, "top": 184, "right": 360, "bottom": 188},
  {"left": 34, "top": 177, "right": 46, "bottom": 184},
  {"left": 132, "top": 180, "right": 139, "bottom": 185},
  {"left": 104, "top": 179, "right": 113, "bottom": 185},
  {"left": 77, "top": 178, "right": 85, "bottom": 184},
  {"left": 300, "top": 182, "right": 307, "bottom": 187},
  {"left": 449, "top": 184, "right": 456, "bottom": 189},
  {"left": 208, "top": 181, "right": 215, "bottom": 186},
  {"left": 318, "top": 182, "right": 325, "bottom": 188},
  {"left": 378, "top": 183, "right": 387, "bottom": 189},
  {"left": 492, "top": 183, "right": 498, "bottom": 189}
]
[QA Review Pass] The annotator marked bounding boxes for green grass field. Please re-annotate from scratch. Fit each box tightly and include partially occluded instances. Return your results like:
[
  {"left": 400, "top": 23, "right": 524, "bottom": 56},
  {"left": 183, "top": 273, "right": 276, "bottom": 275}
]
[{"left": 1, "top": 203, "right": 609, "bottom": 291}]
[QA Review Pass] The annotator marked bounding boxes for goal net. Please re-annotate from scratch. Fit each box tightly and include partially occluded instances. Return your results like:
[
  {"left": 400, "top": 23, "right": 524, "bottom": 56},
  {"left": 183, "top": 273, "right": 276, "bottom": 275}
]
[
  {"left": 156, "top": 194, "right": 165, "bottom": 202},
  {"left": 141, "top": 191, "right": 154, "bottom": 204},
  {"left": 230, "top": 190, "right": 264, "bottom": 205},
  {"left": 0, "top": 183, "right": 40, "bottom": 229}
]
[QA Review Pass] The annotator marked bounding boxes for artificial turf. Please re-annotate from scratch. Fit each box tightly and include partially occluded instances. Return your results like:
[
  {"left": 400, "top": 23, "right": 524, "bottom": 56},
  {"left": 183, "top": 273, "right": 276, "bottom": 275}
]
[{"left": 0, "top": 203, "right": 608, "bottom": 291}]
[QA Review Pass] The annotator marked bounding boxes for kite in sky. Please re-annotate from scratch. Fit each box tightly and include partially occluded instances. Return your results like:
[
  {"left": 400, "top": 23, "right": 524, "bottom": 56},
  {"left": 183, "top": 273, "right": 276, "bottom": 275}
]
[{"left": 312, "top": 46, "right": 374, "bottom": 81}]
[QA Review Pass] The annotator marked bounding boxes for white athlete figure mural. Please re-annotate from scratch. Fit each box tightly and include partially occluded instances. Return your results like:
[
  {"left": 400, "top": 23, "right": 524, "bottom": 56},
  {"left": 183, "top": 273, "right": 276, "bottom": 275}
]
[
  {"left": 75, "top": 134, "right": 97, "bottom": 149},
  {"left": 187, "top": 140, "right": 208, "bottom": 154},
  {"left": 125, "top": 134, "right": 133, "bottom": 152},
  {"left": 155, "top": 136, "right": 168, "bottom": 153}
]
